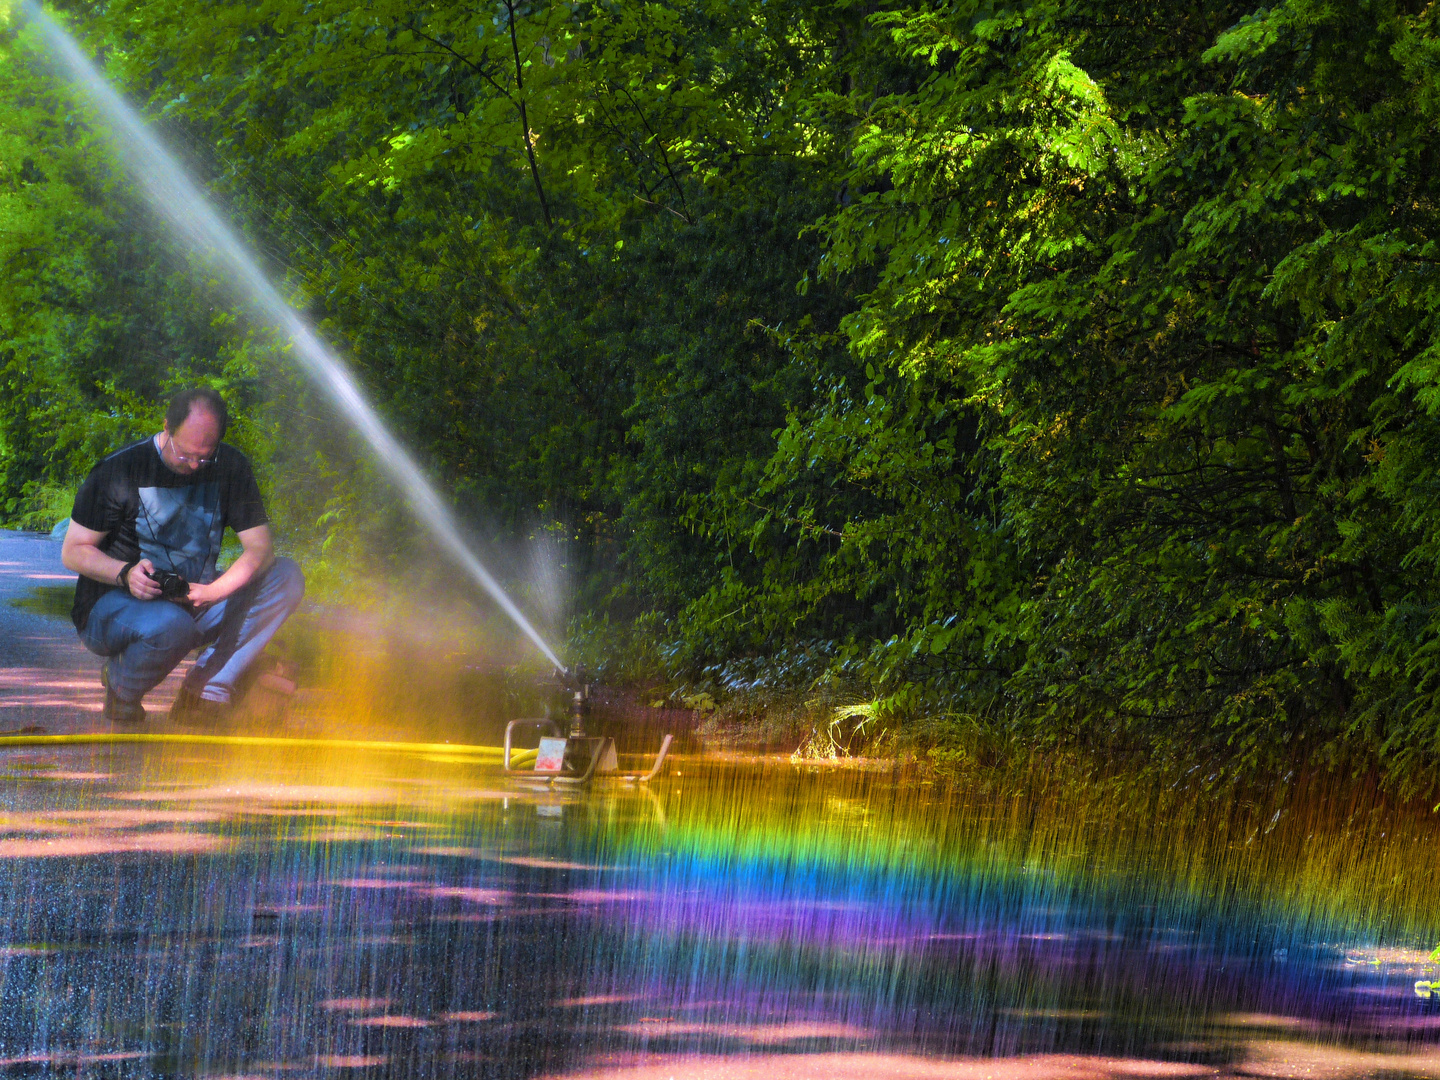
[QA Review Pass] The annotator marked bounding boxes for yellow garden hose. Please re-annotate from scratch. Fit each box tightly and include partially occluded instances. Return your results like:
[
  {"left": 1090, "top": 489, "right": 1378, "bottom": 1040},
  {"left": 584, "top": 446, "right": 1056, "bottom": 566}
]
[{"left": 0, "top": 732, "right": 505, "bottom": 756}]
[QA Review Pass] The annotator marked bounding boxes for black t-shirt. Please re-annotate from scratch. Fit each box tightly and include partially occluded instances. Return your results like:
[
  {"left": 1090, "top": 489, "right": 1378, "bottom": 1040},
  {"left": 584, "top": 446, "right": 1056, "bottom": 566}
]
[{"left": 69, "top": 437, "right": 269, "bottom": 631}]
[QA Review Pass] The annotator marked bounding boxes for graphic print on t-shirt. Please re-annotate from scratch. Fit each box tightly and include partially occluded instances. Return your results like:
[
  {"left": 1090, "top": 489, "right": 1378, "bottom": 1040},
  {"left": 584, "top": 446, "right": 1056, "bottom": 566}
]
[{"left": 137, "top": 483, "right": 222, "bottom": 584}]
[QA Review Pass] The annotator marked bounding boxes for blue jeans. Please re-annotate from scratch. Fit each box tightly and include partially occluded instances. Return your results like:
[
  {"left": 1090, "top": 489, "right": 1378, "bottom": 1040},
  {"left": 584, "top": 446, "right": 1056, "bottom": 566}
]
[{"left": 80, "top": 558, "right": 305, "bottom": 705}]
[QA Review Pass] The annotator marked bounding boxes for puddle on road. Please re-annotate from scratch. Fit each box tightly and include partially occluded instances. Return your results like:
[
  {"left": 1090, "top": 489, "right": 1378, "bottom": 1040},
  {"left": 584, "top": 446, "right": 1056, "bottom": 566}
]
[
  {"left": 6, "top": 584, "right": 76, "bottom": 619},
  {"left": 0, "top": 743, "right": 1435, "bottom": 1078}
]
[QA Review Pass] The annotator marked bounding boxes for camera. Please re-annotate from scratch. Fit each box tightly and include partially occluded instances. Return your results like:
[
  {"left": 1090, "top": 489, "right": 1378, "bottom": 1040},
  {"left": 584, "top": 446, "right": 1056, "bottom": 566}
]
[{"left": 150, "top": 568, "right": 190, "bottom": 602}]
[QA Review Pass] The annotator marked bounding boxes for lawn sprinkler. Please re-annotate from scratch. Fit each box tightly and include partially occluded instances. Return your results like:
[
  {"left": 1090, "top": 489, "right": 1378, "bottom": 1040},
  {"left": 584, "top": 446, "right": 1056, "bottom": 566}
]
[{"left": 502, "top": 665, "right": 673, "bottom": 785}]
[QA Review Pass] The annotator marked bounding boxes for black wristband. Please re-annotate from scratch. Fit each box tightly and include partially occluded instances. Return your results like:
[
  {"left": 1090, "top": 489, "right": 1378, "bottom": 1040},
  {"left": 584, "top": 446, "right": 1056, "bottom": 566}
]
[{"left": 117, "top": 560, "right": 139, "bottom": 589}]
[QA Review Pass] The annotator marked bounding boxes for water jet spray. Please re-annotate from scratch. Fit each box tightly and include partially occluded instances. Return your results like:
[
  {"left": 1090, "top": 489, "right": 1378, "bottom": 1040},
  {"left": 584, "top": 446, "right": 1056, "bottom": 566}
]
[{"left": 22, "top": 1, "right": 563, "bottom": 671}]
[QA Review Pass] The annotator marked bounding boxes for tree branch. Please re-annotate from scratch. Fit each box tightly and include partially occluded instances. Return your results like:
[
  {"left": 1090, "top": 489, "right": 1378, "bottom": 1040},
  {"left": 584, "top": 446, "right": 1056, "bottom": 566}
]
[
  {"left": 407, "top": 29, "right": 514, "bottom": 105},
  {"left": 618, "top": 84, "right": 692, "bottom": 223},
  {"left": 633, "top": 193, "right": 690, "bottom": 221},
  {"left": 504, "top": 0, "right": 553, "bottom": 228}
]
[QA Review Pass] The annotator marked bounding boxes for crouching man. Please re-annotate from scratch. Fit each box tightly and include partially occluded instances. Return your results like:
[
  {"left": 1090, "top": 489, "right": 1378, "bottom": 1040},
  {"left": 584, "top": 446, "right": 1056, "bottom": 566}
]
[{"left": 61, "top": 387, "right": 305, "bottom": 724}]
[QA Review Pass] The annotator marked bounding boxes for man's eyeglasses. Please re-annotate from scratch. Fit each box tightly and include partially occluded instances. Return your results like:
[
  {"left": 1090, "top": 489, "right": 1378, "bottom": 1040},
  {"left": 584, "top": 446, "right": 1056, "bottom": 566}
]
[{"left": 164, "top": 437, "right": 216, "bottom": 467}]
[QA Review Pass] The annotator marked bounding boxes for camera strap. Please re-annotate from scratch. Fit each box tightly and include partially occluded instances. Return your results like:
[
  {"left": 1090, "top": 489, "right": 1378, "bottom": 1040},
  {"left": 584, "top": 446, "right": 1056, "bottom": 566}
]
[
  {"left": 134, "top": 477, "right": 222, "bottom": 580},
  {"left": 136, "top": 497, "right": 183, "bottom": 577}
]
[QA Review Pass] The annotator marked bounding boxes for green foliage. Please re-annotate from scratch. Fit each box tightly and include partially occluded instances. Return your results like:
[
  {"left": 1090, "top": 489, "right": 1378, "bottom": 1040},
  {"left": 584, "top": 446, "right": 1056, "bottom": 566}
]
[
  {"left": 792, "top": 0, "right": 1440, "bottom": 787},
  {"left": 5, "top": 0, "right": 1440, "bottom": 786}
]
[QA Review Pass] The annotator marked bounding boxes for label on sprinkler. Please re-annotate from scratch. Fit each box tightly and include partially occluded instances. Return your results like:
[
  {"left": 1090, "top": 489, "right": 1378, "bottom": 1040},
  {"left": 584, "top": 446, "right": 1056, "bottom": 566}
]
[{"left": 534, "top": 737, "right": 568, "bottom": 773}]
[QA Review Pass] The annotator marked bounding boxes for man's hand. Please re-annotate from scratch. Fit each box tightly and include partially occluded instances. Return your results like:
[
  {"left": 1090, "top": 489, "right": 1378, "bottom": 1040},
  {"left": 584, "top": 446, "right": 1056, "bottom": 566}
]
[
  {"left": 62, "top": 520, "right": 166, "bottom": 599},
  {"left": 128, "top": 559, "right": 161, "bottom": 601},
  {"left": 191, "top": 523, "right": 274, "bottom": 608},
  {"left": 186, "top": 580, "right": 219, "bottom": 609}
]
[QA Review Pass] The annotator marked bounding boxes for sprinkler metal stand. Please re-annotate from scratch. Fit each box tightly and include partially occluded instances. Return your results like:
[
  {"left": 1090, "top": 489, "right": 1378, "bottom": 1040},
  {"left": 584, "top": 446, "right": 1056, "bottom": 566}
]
[{"left": 501, "top": 666, "right": 673, "bottom": 784}]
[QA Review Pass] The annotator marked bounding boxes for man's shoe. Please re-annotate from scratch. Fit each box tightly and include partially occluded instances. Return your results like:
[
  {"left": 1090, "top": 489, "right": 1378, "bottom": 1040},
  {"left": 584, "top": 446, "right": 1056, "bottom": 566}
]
[
  {"left": 169, "top": 684, "right": 232, "bottom": 725},
  {"left": 100, "top": 663, "right": 144, "bottom": 723},
  {"left": 168, "top": 684, "right": 203, "bottom": 724},
  {"left": 103, "top": 687, "right": 145, "bottom": 724}
]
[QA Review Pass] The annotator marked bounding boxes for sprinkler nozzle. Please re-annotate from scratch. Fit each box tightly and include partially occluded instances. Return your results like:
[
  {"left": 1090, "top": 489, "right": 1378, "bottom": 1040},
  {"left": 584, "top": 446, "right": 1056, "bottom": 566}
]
[{"left": 554, "top": 665, "right": 591, "bottom": 737}]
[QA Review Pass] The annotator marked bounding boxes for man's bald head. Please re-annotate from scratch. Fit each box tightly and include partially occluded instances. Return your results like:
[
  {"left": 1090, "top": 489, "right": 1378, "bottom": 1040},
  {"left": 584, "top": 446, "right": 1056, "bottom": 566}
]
[{"left": 165, "top": 387, "right": 229, "bottom": 439}]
